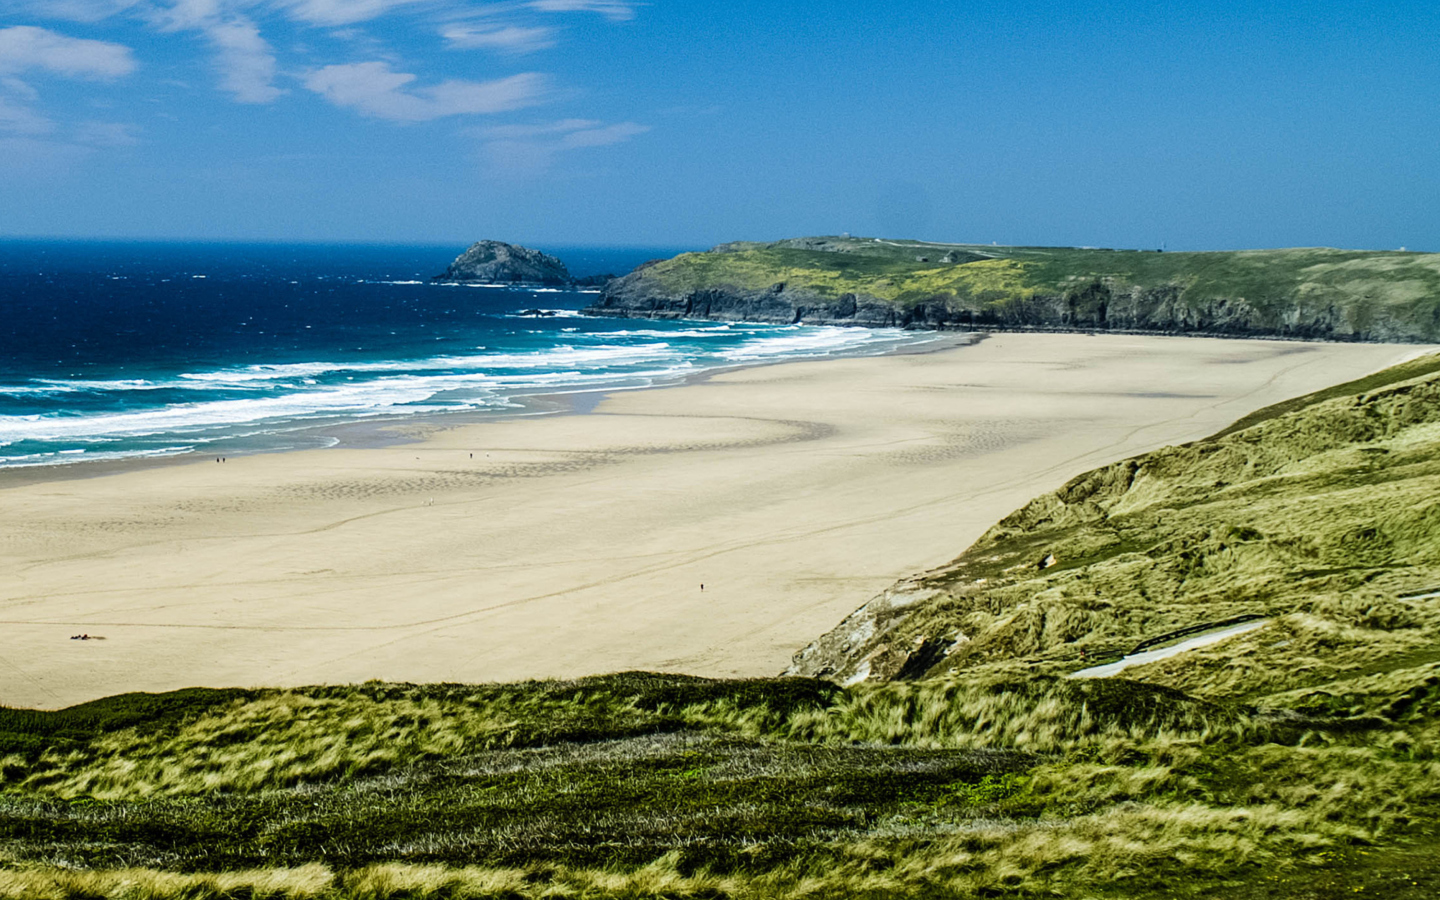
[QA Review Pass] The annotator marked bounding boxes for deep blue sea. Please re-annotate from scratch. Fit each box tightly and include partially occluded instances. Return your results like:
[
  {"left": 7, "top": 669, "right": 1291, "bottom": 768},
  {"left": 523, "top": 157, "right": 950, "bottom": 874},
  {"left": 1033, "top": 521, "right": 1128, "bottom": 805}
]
[{"left": 0, "top": 241, "right": 933, "bottom": 467}]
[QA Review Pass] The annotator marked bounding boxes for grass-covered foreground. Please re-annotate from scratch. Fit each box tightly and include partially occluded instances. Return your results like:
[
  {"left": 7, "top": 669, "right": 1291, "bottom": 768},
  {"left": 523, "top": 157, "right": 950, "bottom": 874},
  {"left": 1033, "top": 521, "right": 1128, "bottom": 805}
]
[
  {"left": 6, "top": 670, "right": 1438, "bottom": 899},
  {"left": 7, "top": 356, "right": 1440, "bottom": 898}
]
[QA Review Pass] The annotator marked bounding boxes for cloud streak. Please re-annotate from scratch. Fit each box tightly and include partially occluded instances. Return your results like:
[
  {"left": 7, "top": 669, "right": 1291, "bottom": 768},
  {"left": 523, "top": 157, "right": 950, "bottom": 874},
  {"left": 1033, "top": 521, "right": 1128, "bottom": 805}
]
[
  {"left": 10, "top": 0, "right": 645, "bottom": 176},
  {"left": 74, "top": 120, "right": 141, "bottom": 146},
  {"left": 0, "top": 25, "right": 138, "bottom": 78},
  {"left": 201, "top": 16, "right": 282, "bottom": 103},
  {"left": 527, "top": 0, "right": 635, "bottom": 22},
  {"left": 144, "top": 3, "right": 284, "bottom": 103},
  {"left": 19, "top": 0, "right": 140, "bottom": 22},
  {"left": 0, "top": 92, "right": 54, "bottom": 135},
  {"left": 304, "top": 62, "right": 547, "bottom": 122},
  {"left": 442, "top": 23, "right": 556, "bottom": 54},
  {"left": 479, "top": 116, "right": 648, "bottom": 175},
  {"left": 0, "top": 25, "right": 139, "bottom": 153},
  {"left": 276, "top": 0, "right": 428, "bottom": 27}
]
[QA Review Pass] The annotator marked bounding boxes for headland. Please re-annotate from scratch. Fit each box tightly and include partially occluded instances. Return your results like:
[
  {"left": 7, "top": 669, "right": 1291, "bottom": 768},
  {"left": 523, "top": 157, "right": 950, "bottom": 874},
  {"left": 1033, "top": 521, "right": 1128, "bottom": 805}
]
[{"left": 585, "top": 235, "right": 1440, "bottom": 341}]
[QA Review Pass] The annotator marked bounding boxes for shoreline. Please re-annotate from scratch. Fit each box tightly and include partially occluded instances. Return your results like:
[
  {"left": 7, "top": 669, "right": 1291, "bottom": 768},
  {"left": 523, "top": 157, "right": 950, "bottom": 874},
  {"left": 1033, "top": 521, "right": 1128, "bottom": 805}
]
[
  {"left": 1, "top": 318, "right": 1406, "bottom": 491},
  {"left": 582, "top": 310, "right": 1440, "bottom": 345},
  {"left": 0, "top": 332, "right": 1425, "bottom": 709},
  {"left": 0, "top": 330, "right": 968, "bottom": 490}
]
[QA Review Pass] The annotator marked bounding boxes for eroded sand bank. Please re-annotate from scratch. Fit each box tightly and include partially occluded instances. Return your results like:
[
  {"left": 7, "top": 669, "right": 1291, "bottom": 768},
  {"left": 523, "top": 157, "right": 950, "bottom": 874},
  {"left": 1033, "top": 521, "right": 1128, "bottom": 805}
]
[{"left": 0, "top": 333, "right": 1421, "bottom": 708}]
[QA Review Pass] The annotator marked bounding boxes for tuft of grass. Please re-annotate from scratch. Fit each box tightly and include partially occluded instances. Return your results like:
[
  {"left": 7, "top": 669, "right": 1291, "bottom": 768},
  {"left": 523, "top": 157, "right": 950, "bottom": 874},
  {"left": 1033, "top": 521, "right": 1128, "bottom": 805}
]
[
  {"left": 0, "top": 864, "right": 333, "bottom": 900},
  {"left": 0, "top": 689, "right": 250, "bottom": 758},
  {"left": 4, "top": 674, "right": 838, "bottom": 800},
  {"left": 685, "top": 675, "right": 1241, "bottom": 755}
]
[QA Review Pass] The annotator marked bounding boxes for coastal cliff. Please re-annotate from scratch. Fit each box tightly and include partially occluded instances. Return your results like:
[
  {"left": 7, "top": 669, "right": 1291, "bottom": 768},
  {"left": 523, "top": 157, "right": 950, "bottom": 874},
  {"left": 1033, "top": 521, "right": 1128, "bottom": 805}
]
[{"left": 584, "top": 236, "right": 1440, "bottom": 342}]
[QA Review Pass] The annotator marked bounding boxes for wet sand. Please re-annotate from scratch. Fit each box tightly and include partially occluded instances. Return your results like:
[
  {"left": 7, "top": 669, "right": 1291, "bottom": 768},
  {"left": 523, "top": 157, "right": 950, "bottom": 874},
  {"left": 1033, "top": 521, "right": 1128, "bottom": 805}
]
[{"left": 0, "top": 333, "right": 1421, "bottom": 708}]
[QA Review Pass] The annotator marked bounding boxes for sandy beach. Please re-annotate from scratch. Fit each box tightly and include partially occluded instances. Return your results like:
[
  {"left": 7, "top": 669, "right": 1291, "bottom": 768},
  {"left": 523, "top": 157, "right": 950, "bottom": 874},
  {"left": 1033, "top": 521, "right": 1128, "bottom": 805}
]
[{"left": 0, "top": 332, "right": 1422, "bottom": 709}]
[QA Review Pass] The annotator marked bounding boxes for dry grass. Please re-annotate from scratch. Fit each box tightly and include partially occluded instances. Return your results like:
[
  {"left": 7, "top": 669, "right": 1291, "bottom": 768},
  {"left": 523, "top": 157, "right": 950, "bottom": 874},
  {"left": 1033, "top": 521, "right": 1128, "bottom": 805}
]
[
  {"left": 684, "top": 675, "right": 1240, "bottom": 754},
  {"left": 0, "top": 865, "right": 333, "bottom": 900},
  {"left": 8, "top": 683, "right": 675, "bottom": 799}
]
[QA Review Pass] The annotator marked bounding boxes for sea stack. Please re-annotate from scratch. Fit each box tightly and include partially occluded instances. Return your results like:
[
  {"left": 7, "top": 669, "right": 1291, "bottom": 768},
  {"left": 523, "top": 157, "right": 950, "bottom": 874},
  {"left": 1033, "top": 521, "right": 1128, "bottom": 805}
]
[{"left": 435, "top": 241, "right": 572, "bottom": 285}]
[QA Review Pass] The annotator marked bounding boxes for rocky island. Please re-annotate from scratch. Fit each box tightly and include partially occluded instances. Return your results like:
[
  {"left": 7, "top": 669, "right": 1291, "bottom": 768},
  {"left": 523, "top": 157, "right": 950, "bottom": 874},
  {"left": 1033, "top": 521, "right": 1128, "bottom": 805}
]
[
  {"left": 434, "top": 240, "right": 612, "bottom": 287},
  {"left": 584, "top": 235, "right": 1440, "bottom": 342}
]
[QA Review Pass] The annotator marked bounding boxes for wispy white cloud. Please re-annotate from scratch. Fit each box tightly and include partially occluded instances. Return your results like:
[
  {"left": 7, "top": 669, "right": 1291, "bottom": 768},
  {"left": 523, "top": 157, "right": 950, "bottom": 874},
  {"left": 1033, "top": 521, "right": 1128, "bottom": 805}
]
[
  {"left": 0, "top": 26, "right": 138, "bottom": 150},
  {"left": 0, "top": 110, "right": 139, "bottom": 179},
  {"left": 484, "top": 117, "right": 645, "bottom": 144},
  {"left": 201, "top": 16, "right": 282, "bottom": 102},
  {"left": 13, "top": 0, "right": 640, "bottom": 128},
  {"left": 276, "top": 0, "right": 428, "bottom": 27},
  {"left": 0, "top": 92, "right": 55, "bottom": 135},
  {"left": 145, "top": 3, "right": 284, "bottom": 103},
  {"left": 19, "top": 0, "right": 139, "bottom": 22},
  {"left": 150, "top": 0, "right": 226, "bottom": 30},
  {"left": 74, "top": 119, "right": 141, "bottom": 145},
  {"left": 1, "top": 76, "right": 40, "bottom": 101},
  {"left": 0, "top": 25, "right": 138, "bottom": 78},
  {"left": 29, "top": 0, "right": 435, "bottom": 27},
  {"left": 442, "top": 23, "right": 555, "bottom": 54},
  {"left": 0, "top": 134, "right": 94, "bottom": 176},
  {"left": 304, "top": 62, "right": 546, "bottom": 122},
  {"left": 478, "top": 116, "right": 647, "bottom": 175},
  {"left": 526, "top": 0, "right": 635, "bottom": 22}
]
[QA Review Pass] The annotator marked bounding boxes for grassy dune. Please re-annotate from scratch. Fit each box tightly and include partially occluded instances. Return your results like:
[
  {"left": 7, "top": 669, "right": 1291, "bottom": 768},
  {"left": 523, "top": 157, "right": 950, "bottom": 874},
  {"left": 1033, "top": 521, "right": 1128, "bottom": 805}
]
[
  {"left": 819, "top": 351, "right": 1440, "bottom": 693},
  {"left": 6, "top": 356, "right": 1440, "bottom": 897}
]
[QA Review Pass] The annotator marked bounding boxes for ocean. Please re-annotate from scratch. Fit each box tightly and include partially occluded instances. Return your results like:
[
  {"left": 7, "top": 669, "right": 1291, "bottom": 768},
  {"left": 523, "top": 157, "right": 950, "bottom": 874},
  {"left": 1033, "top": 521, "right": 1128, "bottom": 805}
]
[{"left": 0, "top": 241, "right": 936, "bottom": 468}]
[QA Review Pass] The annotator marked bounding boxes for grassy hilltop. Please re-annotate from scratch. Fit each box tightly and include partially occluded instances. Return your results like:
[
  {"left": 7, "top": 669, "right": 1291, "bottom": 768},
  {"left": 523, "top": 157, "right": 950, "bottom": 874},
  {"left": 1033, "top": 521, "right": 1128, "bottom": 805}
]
[
  {"left": 6, "top": 356, "right": 1440, "bottom": 898},
  {"left": 586, "top": 236, "right": 1440, "bottom": 341}
]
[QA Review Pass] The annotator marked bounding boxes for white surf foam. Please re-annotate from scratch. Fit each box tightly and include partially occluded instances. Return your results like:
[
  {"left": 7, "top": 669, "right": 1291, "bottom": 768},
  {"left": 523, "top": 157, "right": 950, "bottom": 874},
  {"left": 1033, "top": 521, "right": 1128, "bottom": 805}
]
[
  {"left": 718, "top": 325, "right": 902, "bottom": 361},
  {"left": 0, "top": 318, "right": 938, "bottom": 464}
]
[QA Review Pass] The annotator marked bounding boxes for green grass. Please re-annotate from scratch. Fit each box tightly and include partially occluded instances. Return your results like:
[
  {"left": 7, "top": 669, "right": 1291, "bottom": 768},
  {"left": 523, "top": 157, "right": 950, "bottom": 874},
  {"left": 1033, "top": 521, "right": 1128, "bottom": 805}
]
[
  {"left": 4, "top": 668, "right": 1437, "bottom": 896},
  {"left": 9, "top": 358, "right": 1440, "bottom": 896},
  {"left": 0, "top": 689, "right": 251, "bottom": 757}
]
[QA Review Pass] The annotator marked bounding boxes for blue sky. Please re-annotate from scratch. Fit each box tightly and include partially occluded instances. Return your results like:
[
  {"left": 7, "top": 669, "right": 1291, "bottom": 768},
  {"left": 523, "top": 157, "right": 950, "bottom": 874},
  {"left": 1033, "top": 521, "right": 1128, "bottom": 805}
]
[{"left": 0, "top": 1, "right": 1437, "bottom": 249}]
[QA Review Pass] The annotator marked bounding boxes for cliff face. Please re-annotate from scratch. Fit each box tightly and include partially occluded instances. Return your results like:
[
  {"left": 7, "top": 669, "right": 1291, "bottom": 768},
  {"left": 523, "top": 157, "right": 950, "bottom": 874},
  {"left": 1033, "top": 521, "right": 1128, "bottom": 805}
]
[
  {"left": 582, "top": 238, "right": 1440, "bottom": 342},
  {"left": 436, "top": 241, "right": 572, "bottom": 285},
  {"left": 588, "top": 277, "right": 1425, "bottom": 341}
]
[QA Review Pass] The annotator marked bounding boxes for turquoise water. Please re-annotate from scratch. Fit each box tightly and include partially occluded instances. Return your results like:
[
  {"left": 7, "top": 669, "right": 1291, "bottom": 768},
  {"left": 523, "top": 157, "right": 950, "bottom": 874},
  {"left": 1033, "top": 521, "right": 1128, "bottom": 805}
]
[{"left": 0, "top": 241, "right": 935, "bottom": 467}]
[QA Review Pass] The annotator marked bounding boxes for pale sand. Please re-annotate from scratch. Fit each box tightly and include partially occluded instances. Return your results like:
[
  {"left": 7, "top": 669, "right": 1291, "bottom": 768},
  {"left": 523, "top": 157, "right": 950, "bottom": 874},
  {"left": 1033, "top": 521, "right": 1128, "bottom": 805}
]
[{"left": 0, "top": 333, "right": 1422, "bottom": 709}]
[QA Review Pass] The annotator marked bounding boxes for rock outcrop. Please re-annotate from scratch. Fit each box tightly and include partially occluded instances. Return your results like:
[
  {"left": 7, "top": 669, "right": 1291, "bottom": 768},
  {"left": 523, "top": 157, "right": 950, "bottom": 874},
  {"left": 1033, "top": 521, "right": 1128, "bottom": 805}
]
[{"left": 435, "top": 241, "right": 573, "bottom": 285}]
